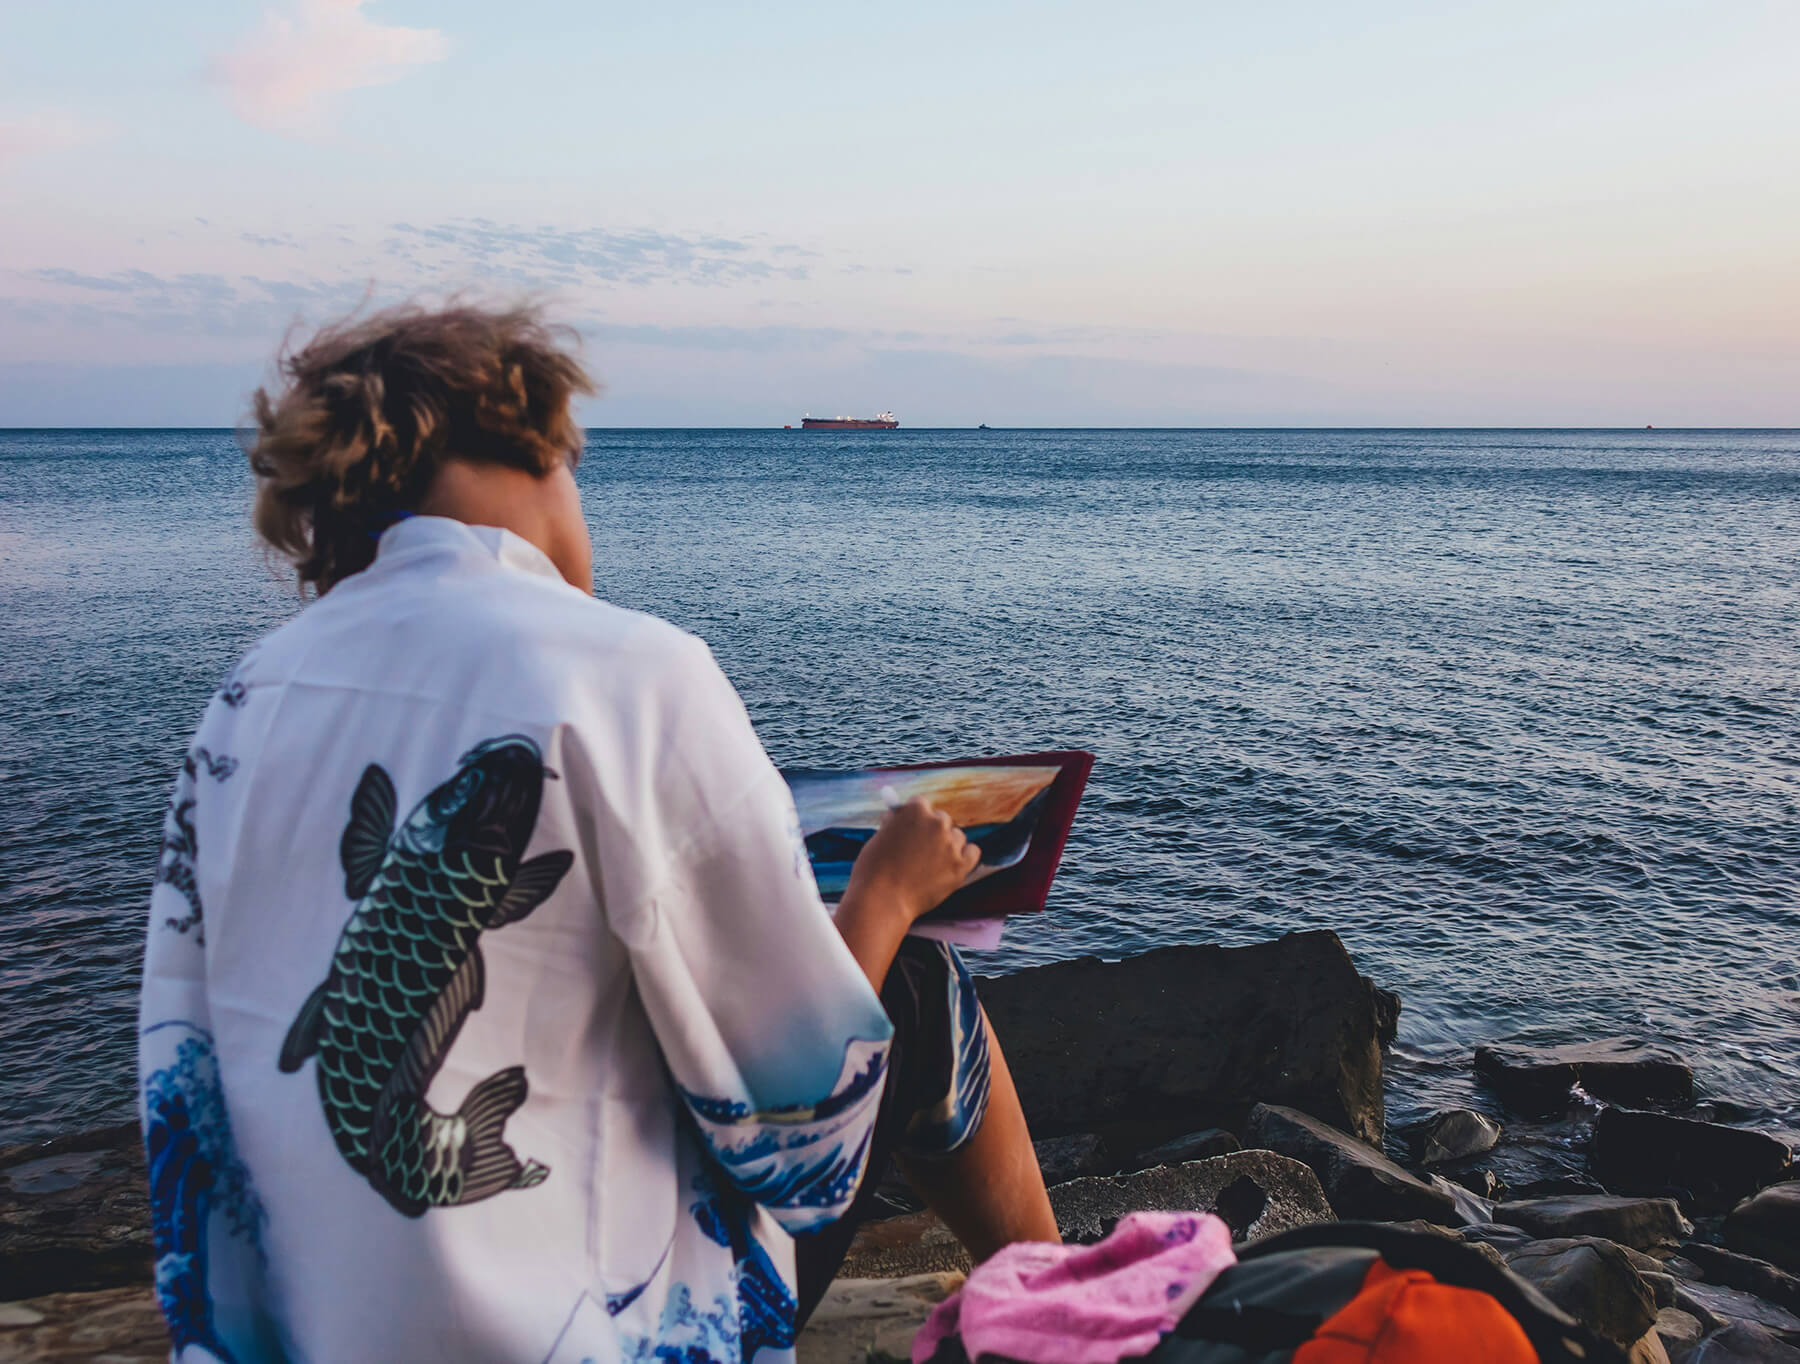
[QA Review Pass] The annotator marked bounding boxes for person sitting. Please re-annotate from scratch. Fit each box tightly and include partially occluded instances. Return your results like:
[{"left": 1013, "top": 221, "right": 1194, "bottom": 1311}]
[{"left": 138, "top": 302, "right": 1058, "bottom": 1364}]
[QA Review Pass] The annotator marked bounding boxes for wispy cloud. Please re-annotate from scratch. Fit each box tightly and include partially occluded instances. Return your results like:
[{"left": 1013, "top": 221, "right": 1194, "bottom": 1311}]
[
  {"left": 386, "top": 219, "right": 816, "bottom": 288},
  {"left": 211, "top": 0, "right": 449, "bottom": 134},
  {"left": 0, "top": 111, "right": 107, "bottom": 168}
]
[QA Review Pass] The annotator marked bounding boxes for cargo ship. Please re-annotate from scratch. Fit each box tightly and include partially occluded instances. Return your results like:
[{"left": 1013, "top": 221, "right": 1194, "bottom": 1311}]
[{"left": 795, "top": 411, "right": 898, "bottom": 430}]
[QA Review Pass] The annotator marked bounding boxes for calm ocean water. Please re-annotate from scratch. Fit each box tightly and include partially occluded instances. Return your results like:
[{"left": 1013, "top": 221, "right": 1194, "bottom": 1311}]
[{"left": 2, "top": 427, "right": 1796, "bottom": 1146}]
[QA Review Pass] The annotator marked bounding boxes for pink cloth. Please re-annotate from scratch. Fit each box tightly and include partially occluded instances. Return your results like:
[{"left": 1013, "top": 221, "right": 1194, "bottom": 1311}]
[{"left": 911, "top": 1211, "right": 1237, "bottom": 1364}]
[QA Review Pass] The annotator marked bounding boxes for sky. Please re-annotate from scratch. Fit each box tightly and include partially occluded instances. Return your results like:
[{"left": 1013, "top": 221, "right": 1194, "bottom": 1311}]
[{"left": 1, "top": 0, "right": 1796, "bottom": 427}]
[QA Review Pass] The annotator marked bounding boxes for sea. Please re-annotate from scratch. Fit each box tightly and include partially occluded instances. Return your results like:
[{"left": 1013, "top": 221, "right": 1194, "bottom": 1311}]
[{"left": 2, "top": 427, "right": 1797, "bottom": 1148}]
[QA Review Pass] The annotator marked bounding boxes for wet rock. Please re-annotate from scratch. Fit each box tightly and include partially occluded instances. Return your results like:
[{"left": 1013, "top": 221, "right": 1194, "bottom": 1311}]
[
  {"left": 1593, "top": 1109, "right": 1794, "bottom": 1211},
  {"left": 1631, "top": 1330, "right": 1675, "bottom": 1364},
  {"left": 1247, "top": 1104, "right": 1457, "bottom": 1226},
  {"left": 0, "top": 1286, "right": 164, "bottom": 1363},
  {"left": 1689, "top": 1323, "right": 1800, "bottom": 1362},
  {"left": 1427, "top": 1174, "right": 1495, "bottom": 1227},
  {"left": 1726, "top": 1184, "right": 1800, "bottom": 1276},
  {"left": 979, "top": 931, "right": 1392, "bottom": 1145},
  {"left": 1433, "top": 1108, "right": 1601, "bottom": 1203},
  {"left": 1680, "top": 1243, "right": 1800, "bottom": 1314},
  {"left": 1443, "top": 1166, "right": 1507, "bottom": 1202},
  {"left": 1500, "top": 1236, "right": 1659, "bottom": 1345},
  {"left": 1368, "top": 981, "right": 1402, "bottom": 1045},
  {"left": 797, "top": 1273, "right": 965, "bottom": 1364},
  {"left": 0, "top": 1122, "right": 149, "bottom": 1299},
  {"left": 1461, "top": 1221, "right": 1538, "bottom": 1252},
  {"left": 1047, "top": 1149, "right": 1335, "bottom": 1246},
  {"left": 1655, "top": 1307, "right": 1704, "bottom": 1360},
  {"left": 1475, "top": 1040, "right": 1694, "bottom": 1115},
  {"left": 1407, "top": 1108, "right": 1503, "bottom": 1165},
  {"left": 1033, "top": 1133, "right": 1114, "bottom": 1187},
  {"left": 1122, "top": 1128, "right": 1240, "bottom": 1173},
  {"left": 1671, "top": 1280, "right": 1800, "bottom": 1342},
  {"left": 1496, "top": 1195, "right": 1695, "bottom": 1254}
]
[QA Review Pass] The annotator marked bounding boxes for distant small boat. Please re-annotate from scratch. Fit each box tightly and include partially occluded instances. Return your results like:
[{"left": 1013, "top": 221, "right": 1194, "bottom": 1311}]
[{"left": 978, "top": 423, "right": 990, "bottom": 430}]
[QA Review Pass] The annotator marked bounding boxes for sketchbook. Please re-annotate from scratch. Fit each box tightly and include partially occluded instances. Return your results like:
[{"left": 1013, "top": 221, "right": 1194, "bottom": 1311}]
[{"left": 781, "top": 750, "right": 1094, "bottom": 949}]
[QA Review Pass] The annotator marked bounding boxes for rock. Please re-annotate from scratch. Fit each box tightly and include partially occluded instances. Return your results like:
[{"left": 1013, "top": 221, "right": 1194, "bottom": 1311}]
[
  {"left": 1656, "top": 1307, "right": 1705, "bottom": 1361},
  {"left": 1432, "top": 1108, "right": 1601, "bottom": 1202},
  {"left": 1461, "top": 1222, "right": 1538, "bottom": 1252},
  {"left": 1671, "top": 1281, "right": 1800, "bottom": 1341},
  {"left": 1593, "top": 1109, "right": 1794, "bottom": 1211},
  {"left": 1368, "top": 980, "right": 1402, "bottom": 1045},
  {"left": 1033, "top": 1133, "right": 1114, "bottom": 1186},
  {"left": 1122, "top": 1129, "right": 1239, "bottom": 1173},
  {"left": 796, "top": 1273, "right": 965, "bottom": 1364},
  {"left": 1408, "top": 1108, "right": 1503, "bottom": 1165},
  {"left": 1631, "top": 1329, "right": 1675, "bottom": 1364},
  {"left": 840, "top": 1209, "right": 971, "bottom": 1279},
  {"left": 1727, "top": 1184, "right": 1800, "bottom": 1275},
  {"left": 1680, "top": 1243, "right": 1800, "bottom": 1313},
  {"left": 0, "top": 1285, "right": 165, "bottom": 1363},
  {"left": 978, "top": 931, "right": 1392, "bottom": 1145},
  {"left": 1047, "top": 1149, "right": 1335, "bottom": 1246},
  {"left": 1689, "top": 1323, "right": 1800, "bottom": 1361},
  {"left": 1427, "top": 1174, "right": 1495, "bottom": 1227},
  {"left": 1617, "top": 1245, "right": 1679, "bottom": 1309},
  {"left": 1496, "top": 1195, "right": 1694, "bottom": 1254},
  {"left": 1475, "top": 1040, "right": 1694, "bottom": 1115},
  {"left": 1444, "top": 1167, "right": 1507, "bottom": 1202},
  {"left": 0, "top": 1123, "right": 150, "bottom": 1298},
  {"left": 1500, "top": 1236, "right": 1659, "bottom": 1345},
  {"left": 1247, "top": 1104, "right": 1458, "bottom": 1225}
]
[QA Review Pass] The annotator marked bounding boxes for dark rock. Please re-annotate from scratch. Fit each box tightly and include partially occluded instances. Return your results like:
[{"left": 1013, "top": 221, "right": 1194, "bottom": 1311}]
[
  {"left": 0, "top": 1122, "right": 149, "bottom": 1298},
  {"left": 1689, "top": 1323, "right": 1800, "bottom": 1362},
  {"left": 1033, "top": 1133, "right": 1114, "bottom": 1187},
  {"left": 1247, "top": 1103, "right": 1458, "bottom": 1226},
  {"left": 1594, "top": 1109, "right": 1794, "bottom": 1211},
  {"left": 1460, "top": 1221, "right": 1538, "bottom": 1252},
  {"left": 1655, "top": 1307, "right": 1704, "bottom": 1361},
  {"left": 1123, "top": 1128, "right": 1239, "bottom": 1173},
  {"left": 1681, "top": 1243, "right": 1800, "bottom": 1314},
  {"left": 1444, "top": 1166, "right": 1507, "bottom": 1202},
  {"left": 978, "top": 932, "right": 1392, "bottom": 1144},
  {"left": 1496, "top": 1195, "right": 1694, "bottom": 1253},
  {"left": 1727, "top": 1184, "right": 1800, "bottom": 1276},
  {"left": 1475, "top": 1040, "right": 1694, "bottom": 1115},
  {"left": 1432, "top": 1108, "right": 1601, "bottom": 1202},
  {"left": 1673, "top": 1281, "right": 1800, "bottom": 1341},
  {"left": 1408, "top": 1108, "right": 1503, "bottom": 1165},
  {"left": 1368, "top": 980, "right": 1402, "bottom": 1045},
  {"left": 1427, "top": 1173, "right": 1495, "bottom": 1227},
  {"left": 1047, "top": 1149, "right": 1334, "bottom": 1245},
  {"left": 1500, "top": 1235, "right": 1659, "bottom": 1345},
  {"left": 1613, "top": 1246, "right": 1680, "bottom": 1310}
]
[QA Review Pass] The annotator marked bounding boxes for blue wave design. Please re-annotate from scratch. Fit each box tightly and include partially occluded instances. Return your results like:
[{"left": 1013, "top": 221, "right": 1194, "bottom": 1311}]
[{"left": 901, "top": 943, "right": 991, "bottom": 1157}]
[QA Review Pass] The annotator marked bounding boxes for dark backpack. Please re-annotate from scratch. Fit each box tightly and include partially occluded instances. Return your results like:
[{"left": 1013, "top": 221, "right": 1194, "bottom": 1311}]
[{"left": 1144, "top": 1222, "right": 1627, "bottom": 1364}]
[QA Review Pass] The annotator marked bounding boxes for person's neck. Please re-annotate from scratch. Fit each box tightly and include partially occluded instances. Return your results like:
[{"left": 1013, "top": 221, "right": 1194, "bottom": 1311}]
[{"left": 416, "top": 458, "right": 591, "bottom": 591}]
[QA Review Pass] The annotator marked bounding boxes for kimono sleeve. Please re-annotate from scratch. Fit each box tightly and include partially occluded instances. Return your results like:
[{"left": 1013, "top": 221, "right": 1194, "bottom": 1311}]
[
  {"left": 139, "top": 728, "right": 272, "bottom": 1362},
  {"left": 591, "top": 636, "right": 895, "bottom": 1236}
]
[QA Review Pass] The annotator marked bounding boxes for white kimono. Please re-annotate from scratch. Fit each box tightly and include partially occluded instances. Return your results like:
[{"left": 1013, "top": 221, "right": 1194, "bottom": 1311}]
[{"left": 138, "top": 515, "right": 896, "bottom": 1363}]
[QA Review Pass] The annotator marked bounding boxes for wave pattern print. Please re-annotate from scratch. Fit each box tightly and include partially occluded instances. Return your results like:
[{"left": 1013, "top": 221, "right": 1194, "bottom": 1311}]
[
  {"left": 678, "top": 1036, "right": 889, "bottom": 1234},
  {"left": 142, "top": 1024, "right": 266, "bottom": 1363},
  {"left": 901, "top": 942, "right": 991, "bottom": 1157}
]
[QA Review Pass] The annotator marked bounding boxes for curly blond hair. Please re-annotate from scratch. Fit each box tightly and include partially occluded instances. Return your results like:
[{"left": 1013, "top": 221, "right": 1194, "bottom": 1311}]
[{"left": 249, "top": 303, "right": 596, "bottom": 593}]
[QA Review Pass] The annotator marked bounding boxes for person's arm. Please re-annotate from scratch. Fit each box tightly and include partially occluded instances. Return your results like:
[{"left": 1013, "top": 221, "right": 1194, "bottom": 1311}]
[
  {"left": 591, "top": 637, "right": 975, "bottom": 1234},
  {"left": 831, "top": 798, "right": 981, "bottom": 995}
]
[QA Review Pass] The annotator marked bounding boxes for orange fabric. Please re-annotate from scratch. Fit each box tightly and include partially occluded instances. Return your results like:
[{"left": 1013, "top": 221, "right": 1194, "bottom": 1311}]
[{"left": 1292, "top": 1260, "right": 1539, "bottom": 1364}]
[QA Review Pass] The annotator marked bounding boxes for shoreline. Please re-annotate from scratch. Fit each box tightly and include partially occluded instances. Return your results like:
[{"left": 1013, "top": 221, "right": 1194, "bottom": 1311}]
[{"left": 6, "top": 929, "right": 1797, "bottom": 1360}]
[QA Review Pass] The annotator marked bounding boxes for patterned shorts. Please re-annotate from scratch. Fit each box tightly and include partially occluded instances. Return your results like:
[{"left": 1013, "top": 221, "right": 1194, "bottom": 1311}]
[{"left": 793, "top": 936, "right": 992, "bottom": 1316}]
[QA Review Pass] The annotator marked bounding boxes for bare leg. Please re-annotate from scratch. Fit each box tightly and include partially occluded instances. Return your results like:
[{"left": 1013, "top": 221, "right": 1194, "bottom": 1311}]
[{"left": 897, "top": 1009, "right": 1060, "bottom": 1261}]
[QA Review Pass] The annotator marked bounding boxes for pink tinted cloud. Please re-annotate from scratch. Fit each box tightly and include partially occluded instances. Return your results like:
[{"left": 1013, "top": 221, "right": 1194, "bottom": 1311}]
[{"left": 211, "top": 0, "right": 449, "bottom": 133}]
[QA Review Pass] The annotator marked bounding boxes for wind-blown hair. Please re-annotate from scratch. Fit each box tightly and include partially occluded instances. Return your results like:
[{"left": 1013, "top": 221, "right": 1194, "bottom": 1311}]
[{"left": 248, "top": 303, "right": 596, "bottom": 593}]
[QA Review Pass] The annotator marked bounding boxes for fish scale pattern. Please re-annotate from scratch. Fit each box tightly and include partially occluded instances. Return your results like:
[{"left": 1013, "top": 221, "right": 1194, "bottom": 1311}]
[{"left": 315, "top": 837, "right": 506, "bottom": 1191}]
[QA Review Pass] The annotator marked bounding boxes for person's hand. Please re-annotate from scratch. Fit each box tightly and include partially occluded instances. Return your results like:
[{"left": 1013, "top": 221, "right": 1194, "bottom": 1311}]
[{"left": 844, "top": 798, "right": 982, "bottom": 926}]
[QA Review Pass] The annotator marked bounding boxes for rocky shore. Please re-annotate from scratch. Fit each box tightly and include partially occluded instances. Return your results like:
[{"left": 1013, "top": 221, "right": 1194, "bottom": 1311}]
[{"left": 4, "top": 930, "right": 1796, "bottom": 1362}]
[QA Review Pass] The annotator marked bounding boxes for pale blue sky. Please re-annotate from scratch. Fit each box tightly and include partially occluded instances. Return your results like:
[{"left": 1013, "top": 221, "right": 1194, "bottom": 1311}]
[{"left": 2, "top": 1, "right": 1796, "bottom": 425}]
